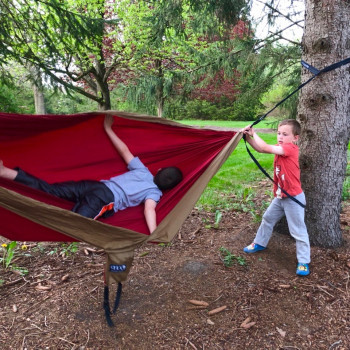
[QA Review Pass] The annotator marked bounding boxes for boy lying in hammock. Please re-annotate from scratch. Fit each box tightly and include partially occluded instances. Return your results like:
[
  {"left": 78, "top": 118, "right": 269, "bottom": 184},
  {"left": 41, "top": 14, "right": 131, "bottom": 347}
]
[{"left": 0, "top": 115, "right": 183, "bottom": 233}]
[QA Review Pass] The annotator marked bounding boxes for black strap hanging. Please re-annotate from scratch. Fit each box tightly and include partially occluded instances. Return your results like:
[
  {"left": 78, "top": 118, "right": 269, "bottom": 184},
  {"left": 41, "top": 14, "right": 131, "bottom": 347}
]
[
  {"left": 103, "top": 282, "right": 123, "bottom": 327},
  {"left": 250, "top": 57, "right": 350, "bottom": 128},
  {"left": 112, "top": 282, "right": 123, "bottom": 314}
]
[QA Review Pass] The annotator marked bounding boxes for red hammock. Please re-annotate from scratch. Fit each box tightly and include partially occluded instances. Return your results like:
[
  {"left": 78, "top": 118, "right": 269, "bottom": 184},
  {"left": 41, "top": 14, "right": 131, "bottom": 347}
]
[
  {"left": 0, "top": 110, "right": 241, "bottom": 293},
  {"left": 0, "top": 111, "right": 238, "bottom": 240}
]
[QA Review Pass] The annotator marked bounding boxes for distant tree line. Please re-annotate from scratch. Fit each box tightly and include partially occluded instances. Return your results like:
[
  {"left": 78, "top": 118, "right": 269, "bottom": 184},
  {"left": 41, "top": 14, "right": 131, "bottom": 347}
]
[{"left": 0, "top": 0, "right": 301, "bottom": 120}]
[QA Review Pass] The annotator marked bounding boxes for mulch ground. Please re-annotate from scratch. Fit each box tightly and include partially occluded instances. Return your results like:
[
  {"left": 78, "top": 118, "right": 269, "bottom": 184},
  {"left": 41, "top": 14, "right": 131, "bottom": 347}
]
[{"left": 1, "top": 192, "right": 349, "bottom": 350}]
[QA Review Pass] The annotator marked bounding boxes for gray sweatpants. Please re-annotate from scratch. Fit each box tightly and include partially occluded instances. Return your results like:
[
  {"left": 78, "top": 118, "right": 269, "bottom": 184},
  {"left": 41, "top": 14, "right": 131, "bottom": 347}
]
[{"left": 254, "top": 192, "right": 311, "bottom": 264}]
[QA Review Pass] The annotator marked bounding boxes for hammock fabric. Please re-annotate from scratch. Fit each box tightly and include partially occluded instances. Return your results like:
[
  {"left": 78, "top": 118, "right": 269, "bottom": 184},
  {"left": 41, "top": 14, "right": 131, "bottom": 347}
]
[{"left": 0, "top": 111, "right": 241, "bottom": 285}]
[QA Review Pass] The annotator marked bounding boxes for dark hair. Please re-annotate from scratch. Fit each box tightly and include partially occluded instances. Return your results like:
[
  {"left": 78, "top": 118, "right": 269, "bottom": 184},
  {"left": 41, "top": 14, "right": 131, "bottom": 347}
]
[
  {"left": 279, "top": 119, "right": 301, "bottom": 136},
  {"left": 153, "top": 167, "right": 183, "bottom": 191}
]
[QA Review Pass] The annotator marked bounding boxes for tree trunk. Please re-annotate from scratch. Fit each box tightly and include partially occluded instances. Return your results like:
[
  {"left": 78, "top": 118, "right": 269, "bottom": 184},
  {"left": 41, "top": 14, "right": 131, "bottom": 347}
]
[
  {"left": 33, "top": 84, "right": 46, "bottom": 115},
  {"left": 97, "top": 82, "right": 111, "bottom": 111},
  {"left": 93, "top": 57, "right": 111, "bottom": 111},
  {"left": 28, "top": 64, "right": 46, "bottom": 115},
  {"left": 297, "top": 0, "right": 350, "bottom": 247},
  {"left": 157, "top": 95, "right": 164, "bottom": 118},
  {"left": 155, "top": 59, "right": 164, "bottom": 118}
]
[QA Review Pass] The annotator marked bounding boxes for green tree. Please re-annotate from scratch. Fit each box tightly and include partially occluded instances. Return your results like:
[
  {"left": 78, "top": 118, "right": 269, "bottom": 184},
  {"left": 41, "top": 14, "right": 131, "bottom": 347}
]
[
  {"left": 113, "top": 0, "right": 254, "bottom": 117},
  {"left": 0, "top": 64, "right": 35, "bottom": 113},
  {"left": 122, "top": 0, "right": 301, "bottom": 120},
  {"left": 0, "top": 0, "right": 120, "bottom": 110}
]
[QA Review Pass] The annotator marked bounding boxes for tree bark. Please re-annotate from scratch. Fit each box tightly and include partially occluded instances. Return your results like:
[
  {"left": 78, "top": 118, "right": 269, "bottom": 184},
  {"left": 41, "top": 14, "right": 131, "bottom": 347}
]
[
  {"left": 92, "top": 56, "right": 111, "bottom": 111},
  {"left": 297, "top": 0, "right": 350, "bottom": 247},
  {"left": 97, "top": 81, "right": 111, "bottom": 111},
  {"left": 155, "top": 59, "right": 164, "bottom": 118},
  {"left": 33, "top": 84, "right": 46, "bottom": 115},
  {"left": 28, "top": 64, "right": 46, "bottom": 115}
]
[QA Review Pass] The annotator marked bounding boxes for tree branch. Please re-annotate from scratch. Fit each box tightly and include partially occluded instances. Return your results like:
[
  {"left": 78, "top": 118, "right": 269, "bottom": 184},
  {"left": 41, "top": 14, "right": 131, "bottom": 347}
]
[
  {"left": 256, "top": 0, "right": 304, "bottom": 29},
  {"left": 272, "top": 34, "right": 301, "bottom": 46}
]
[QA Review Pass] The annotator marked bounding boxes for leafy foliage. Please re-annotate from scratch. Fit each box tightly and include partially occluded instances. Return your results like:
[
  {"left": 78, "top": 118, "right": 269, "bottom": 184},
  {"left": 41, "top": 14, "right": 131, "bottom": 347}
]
[
  {"left": 219, "top": 247, "right": 246, "bottom": 267},
  {"left": 0, "top": 66, "right": 35, "bottom": 113},
  {"left": 0, "top": 0, "right": 123, "bottom": 109},
  {"left": 0, "top": 0, "right": 303, "bottom": 117}
]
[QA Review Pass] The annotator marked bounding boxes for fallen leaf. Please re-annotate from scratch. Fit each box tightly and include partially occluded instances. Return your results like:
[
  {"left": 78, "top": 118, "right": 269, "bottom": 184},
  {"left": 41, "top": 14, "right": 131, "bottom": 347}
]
[
  {"left": 35, "top": 283, "right": 52, "bottom": 291},
  {"left": 61, "top": 274, "right": 69, "bottom": 282},
  {"left": 208, "top": 305, "right": 227, "bottom": 315},
  {"left": 241, "top": 317, "right": 256, "bottom": 329},
  {"left": 242, "top": 321, "right": 256, "bottom": 329},
  {"left": 276, "top": 327, "right": 286, "bottom": 337},
  {"left": 85, "top": 247, "right": 96, "bottom": 253},
  {"left": 188, "top": 300, "right": 209, "bottom": 307},
  {"left": 186, "top": 306, "right": 208, "bottom": 311},
  {"left": 139, "top": 251, "right": 149, "bottom": 257},
  {"left": 86, "top": 263, "right": 104, "bottom": 268}
]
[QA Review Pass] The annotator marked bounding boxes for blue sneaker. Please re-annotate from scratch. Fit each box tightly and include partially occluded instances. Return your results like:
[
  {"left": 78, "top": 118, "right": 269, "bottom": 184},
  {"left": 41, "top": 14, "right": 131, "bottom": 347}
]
[
  {"left": 296, "top": 263, "right": 310, "bottom": 276},
  {"left": 243, "top": 243, "right": 266, "bottom": 254}
]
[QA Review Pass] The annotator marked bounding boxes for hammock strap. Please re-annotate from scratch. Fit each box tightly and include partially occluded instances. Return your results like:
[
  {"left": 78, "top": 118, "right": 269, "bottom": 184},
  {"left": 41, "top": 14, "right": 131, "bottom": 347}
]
[
  {"left": 112, "top": 282, "right": 123, "bottom": 314},
  {"left": 103, "top": 285, "right": 114, "bottom": 327},
  {"left": 250, "top": 57, "right": 350, "bottom": 128},
  {"left": 103, "top": 282, "right": 123, "bottom": 327},
  {"left": 250, "top": 74, "right": 316, "bottom": 128}
]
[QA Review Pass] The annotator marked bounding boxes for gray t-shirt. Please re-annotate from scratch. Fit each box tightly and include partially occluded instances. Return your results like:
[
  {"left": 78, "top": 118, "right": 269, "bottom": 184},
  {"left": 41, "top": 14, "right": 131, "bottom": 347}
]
[{"left": 101, "top": 157, "right": 162, "bottom": 212}]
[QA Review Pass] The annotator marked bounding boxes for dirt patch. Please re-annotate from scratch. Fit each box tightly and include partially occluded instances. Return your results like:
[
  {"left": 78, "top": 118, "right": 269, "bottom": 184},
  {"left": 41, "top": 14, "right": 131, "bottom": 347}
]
[{"left": 1, "top": 197, "right": 350, "bottom": 350}]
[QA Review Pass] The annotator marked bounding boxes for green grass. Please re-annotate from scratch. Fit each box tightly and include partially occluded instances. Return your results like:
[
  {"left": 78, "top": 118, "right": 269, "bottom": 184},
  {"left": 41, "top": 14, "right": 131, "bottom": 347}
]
[
  {"left": 179, "top": 119, "right": 277, "bottom": 210},
  {"left": 199, "top": 133, "right": 275, "bottom": 209},
  {"left": 344, "top": 150, "right": 350, "bottom": 201},
  {"left": 177, "top": 119, "right": 277, "bottom": 129}
]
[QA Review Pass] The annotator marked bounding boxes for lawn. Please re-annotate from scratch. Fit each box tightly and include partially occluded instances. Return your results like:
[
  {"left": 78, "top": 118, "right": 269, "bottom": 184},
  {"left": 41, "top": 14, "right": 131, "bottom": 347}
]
[
  {"left": 178, "top": 120, "right": 276, "bottom": 210},
  {"left": 177, "top": 119, "right": 277, "bottom": 129}
]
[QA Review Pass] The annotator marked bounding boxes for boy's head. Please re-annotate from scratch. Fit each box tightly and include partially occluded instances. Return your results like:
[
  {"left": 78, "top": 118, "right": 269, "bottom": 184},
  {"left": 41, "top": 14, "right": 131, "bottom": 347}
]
[
  {"left": 278, "top": 119, "right": 301, "bottom": 136},
  {"left": 277, "top": 119, "right": 301, "bottom": 145},
  {"left": 154, "top": 167, "right": 183, "bottom": 191}
]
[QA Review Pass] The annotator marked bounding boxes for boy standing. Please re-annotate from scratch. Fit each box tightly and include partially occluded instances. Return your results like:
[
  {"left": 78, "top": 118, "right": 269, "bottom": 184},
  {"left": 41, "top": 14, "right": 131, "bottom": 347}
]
[
  {"left": 241, "top": 119, "right": 310, "bottom": 276},
  {"left": 0, "top": 116, "right": 183, "bottom": 234}
]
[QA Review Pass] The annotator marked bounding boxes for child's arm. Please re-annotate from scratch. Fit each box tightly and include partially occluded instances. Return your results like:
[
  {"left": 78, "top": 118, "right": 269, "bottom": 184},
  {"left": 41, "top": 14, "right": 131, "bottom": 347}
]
[
  {"left": 241, "top": 126, "right": 284, "bottom": 155},
  {"left": 144, "top": 199, "right": 157, "bottom": 233},
  {"left": 104, "top": 116, "right": 134, "bottom": 164}
]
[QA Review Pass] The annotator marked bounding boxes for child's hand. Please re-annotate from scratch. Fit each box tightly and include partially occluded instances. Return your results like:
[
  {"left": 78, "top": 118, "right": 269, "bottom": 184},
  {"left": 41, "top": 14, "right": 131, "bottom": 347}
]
[
  {"left": 104, "top": 115, "right": 114, "bottom": 130},
  {"left": 240, "top": 125, "right": 254, "bottom": 137}
]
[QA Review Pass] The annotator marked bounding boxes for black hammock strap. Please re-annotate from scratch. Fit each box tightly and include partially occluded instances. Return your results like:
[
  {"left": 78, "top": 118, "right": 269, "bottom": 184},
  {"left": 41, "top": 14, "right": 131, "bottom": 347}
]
[
  {"left": 249, "top": 57, "right": 350, "bottom": 128},
  {"left": 103, "top": 282, "right": 123, "bottom": 327},
  {"left": 244, "top": 57, "right": 350, "bottom": 207}
]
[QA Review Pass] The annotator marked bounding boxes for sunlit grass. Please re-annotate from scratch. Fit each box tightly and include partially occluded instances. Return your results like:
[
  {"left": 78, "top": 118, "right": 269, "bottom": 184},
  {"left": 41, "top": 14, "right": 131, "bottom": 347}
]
[
  {"left": 178, "top": 120, "right": 276, "bottom": 210},
  {"left": 177, "top": 119, "right": 278, "bottom": 129},
  {"left": 200, "top": 133, "right": 275, "bottom": 208}
]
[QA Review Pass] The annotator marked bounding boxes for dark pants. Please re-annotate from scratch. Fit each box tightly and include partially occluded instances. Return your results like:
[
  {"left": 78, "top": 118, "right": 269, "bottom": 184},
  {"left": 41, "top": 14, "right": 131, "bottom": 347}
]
[{"left": 15, "top": 168, "right": 115, "bottom": 220}]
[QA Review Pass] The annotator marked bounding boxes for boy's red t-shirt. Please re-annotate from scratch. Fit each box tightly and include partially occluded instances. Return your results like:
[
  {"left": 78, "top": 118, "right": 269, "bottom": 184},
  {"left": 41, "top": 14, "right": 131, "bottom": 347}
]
[{"left": 273, "top": 143, "right": 302, "bottom": 198}]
